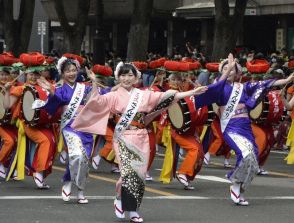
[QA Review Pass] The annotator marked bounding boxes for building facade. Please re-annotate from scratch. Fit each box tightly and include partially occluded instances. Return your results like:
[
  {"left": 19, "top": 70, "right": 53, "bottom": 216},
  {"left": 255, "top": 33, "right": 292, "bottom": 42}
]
[{"left": 2, "top": 0, "right": 293, "bottom": 57}]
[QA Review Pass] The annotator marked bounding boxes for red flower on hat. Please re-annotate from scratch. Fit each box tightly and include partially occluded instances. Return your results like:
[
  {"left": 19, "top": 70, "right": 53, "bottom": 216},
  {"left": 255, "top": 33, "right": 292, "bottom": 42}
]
[
  {"left": 157, "top": 58, "right": 166, "bottom": 67},
  {"left": 205, "top": 62, "right": 220, "bottom": 72},
  {"left": 178, "top": 62, "right": 190, "bottom": 72},
  {"left": 0, "top": 52, "right": 19, "bottom": 66},
  {"left": 149, "top": 60, "right": 159, "bottom": 69},
  {"left": 148, "top": 57, "right": 166, "bottom": 69},
  {"left": 246, "top": 59, "right": 270, "bottom": 73},
  {"left": 188, "top": 61, "right": 201, "bottom": 70},
  {"left": 92, "top": 64, "right": 113, "bottom": 76},
  {"left": 164, "top": 60, "right": 180, "bottom": 71},
  {"left": 63, "top": 53, "right": 84, "bottom": 66},
  {"left": 20, "top": 52, "right": 45, "bottom": 66},
  {"left": 132, "top": 61, "right": 148, "bottom": 71},
  {"left": 45, "top": 56, "right": 55, "bottom": 64}
]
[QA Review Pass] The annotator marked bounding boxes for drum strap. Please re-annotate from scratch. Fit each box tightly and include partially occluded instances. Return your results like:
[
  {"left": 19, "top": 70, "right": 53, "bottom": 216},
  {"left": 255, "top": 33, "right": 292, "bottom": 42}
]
[
  {"left": 60, "top": 83, "right": 85, "bottom": 129},
  {"left": 220, "top": 82, "right": 243, "bottom": 132}
]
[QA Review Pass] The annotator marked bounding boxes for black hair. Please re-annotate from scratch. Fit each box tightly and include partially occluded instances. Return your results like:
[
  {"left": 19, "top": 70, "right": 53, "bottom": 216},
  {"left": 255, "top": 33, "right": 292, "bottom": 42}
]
[
  {"left": 61, "top": 59, "right": 78, "bottom": 74},
  {"left": 117, "top": 63, "right": 138, "bottom": 77},
  {"left": 220, "top": 60, "right": 238, "bottom": 73},
  {"left": 2, "top": 68, "right": 10, "bottom": 75}
]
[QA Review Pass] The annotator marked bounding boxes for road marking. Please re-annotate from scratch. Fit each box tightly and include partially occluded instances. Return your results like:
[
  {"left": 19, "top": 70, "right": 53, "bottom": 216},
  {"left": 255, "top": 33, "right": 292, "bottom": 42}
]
[
  {"left": 53, "top": 166, "right": 177, "bottom": 197},
  {"left": 270, "top": 150, "right": 288, "bottom": 155},
  {"left": 1, "top": 195, "right": 294, "bottom": 200},
  {"left": 196, "top": 175, "right": 231, "bottom": 183}
]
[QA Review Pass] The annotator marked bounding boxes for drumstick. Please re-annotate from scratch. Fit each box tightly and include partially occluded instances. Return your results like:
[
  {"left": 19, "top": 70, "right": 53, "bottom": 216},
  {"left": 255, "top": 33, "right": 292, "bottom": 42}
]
[
  {"left": 280, "top": 82, "right": 290, "bottom": 94},
  {"left": 88, "top": 80, "right": 107, "bottom": 89},
  {"left": 10, "top": 72, "right": 24, "bottom": 84},
  {"left": 96, "top": 81, "right": 107, "bottom": 89},
  {"left": 187, "top": 79, "right": 198, "bottom": 88},
  {"left": 148, "top": 75, "right": 158, "bottom": 90},
  {"left": 159, "top": 74, "right": 164, "bottom": 87}
]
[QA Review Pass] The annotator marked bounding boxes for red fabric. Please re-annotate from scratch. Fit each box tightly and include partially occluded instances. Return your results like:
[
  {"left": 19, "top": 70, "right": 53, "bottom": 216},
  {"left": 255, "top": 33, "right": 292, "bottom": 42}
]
[
  {"left": 45, "top": 56, "right": 55, "bottom": 64},
  {"left": 205, "top": 63, "right": 219, "bottom": 72},
  {"left": 178, "top": 62, "right": 190, "bottom": 72},
  {"left": 92, "top": 64, "right": 113, "bottom": 76},
  {"left": 0, "top": 52, "right": 19, "bottom": 66},
  {"left": 246, "top": 59, "right": 270, "bottom": 73},
  {"left": 288, "top": 60, "right": 294, "bottom": 68},
  {"left": 63, "top": 53, "right": 84, "bottom": 66},
  {"left": 131, "top": 61, "right": 148, "bottom": 71},
  {"left": 189, "top": 61, "right": 201, "bottom": 70},
  {"left": 147, "top": 127, "right": 156, "bottom": 171},
  {"left": 20, "top": 52, "right": 45, "bottom": 66},
  {"left": 164, "top": 61, "right": 180, "bottom": 71}
]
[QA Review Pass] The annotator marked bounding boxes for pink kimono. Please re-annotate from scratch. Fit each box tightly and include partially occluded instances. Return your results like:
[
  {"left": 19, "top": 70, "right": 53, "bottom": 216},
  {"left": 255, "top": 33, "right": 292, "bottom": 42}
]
[{"left": 72, "top": 87, "right": 175, "bottom": 211}]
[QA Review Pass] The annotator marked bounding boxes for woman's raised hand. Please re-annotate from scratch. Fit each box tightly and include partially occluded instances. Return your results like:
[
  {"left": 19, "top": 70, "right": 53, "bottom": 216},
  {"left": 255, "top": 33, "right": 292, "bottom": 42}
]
[
  {"left": 85, "top": 67, "right": 96, "bottom": 82},
  {"left": 37, "top": 76, "right": 52, "bottom": 91},
  {"left": 227, "top": 53, "right": 237, "bottom": 72}
]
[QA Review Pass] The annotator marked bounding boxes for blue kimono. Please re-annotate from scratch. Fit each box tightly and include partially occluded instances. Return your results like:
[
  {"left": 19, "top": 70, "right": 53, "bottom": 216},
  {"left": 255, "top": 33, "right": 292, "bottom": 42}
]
[
  {"left": 195, "top": 78, "right": 275, "bottom": 190},
  {"left": 45, "top": 83, "right": 111, "bottom": 189}
]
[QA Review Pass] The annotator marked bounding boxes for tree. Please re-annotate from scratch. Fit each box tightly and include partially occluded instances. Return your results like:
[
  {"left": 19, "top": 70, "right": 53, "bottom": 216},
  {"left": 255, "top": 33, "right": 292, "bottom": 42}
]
[
  {"left": 92, "top": 0, "right": 105, "bottom": 65},
  {"left": 54, "top": 0, "right": 90, "bottom": 54},
  {"left": 127, "top": 0, "right": 154, "bottom": 61},
  {"left": 211, "top": 0, "right": 248, "bottom": 61},
  {"left": 2, "top": 0, "right": 35, "bottom": 56}
]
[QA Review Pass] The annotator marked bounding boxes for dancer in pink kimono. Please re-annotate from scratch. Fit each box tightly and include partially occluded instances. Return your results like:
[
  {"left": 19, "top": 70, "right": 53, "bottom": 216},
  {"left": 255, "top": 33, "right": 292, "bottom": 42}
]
[{"left": 72, "top": 62, "right": 207, "bottom": 222}]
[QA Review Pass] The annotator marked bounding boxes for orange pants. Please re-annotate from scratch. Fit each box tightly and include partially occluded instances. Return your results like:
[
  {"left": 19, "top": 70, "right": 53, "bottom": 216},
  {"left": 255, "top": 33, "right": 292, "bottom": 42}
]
[
  {"left": 24, "top": 125, "right": 56, "bottom": 174},
  {"left": 251, "top": 123, "right": 268, "bottom": 166},
  {"left": 99, "top": 125, "right": 115, "bottom": 162},
  {"left": 147, "top": 127, "right": 156, "bottom": 171},
  {"left": 0, "top": 126, "right": 18, "bottom": 165},
  {"left": 207, "top": 119, "right": 230, "bottom": 159},
  {"left": 171, "top": 130, "right": 204, "bottom": 179}
]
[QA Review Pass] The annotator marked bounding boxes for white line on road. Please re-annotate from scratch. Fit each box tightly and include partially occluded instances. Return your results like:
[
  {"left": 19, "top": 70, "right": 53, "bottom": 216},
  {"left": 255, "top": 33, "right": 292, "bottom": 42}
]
[
  {"left": 1, "top": 195, "right": 294, "bottom": 200},
  {"left": 154, "top": 169, "right": 231, "bottom": 184},
  {"left": 195, "top": 175, "right": 231, "bottom": 183},
  {"left": 270, "top": 150, "right": 288, "bottom": 155}
]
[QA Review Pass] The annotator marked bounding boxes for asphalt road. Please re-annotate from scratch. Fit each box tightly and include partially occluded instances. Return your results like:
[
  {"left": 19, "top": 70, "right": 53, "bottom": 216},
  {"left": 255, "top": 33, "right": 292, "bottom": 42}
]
[{"left": 0, "top": 150, "right": 293, "bottom": 223}]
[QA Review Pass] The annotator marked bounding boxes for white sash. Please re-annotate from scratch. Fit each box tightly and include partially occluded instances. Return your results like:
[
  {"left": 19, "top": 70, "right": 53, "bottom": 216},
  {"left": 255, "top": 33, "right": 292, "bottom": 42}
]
[
  {"left": 220, "top": 82, "right": 243, "bottom": 133},
  {"left": 60, "top": 83, "right": 85, "bottom": 129},
  {"left": 114, "top": 88, "right": 143, "bottom": 138}
]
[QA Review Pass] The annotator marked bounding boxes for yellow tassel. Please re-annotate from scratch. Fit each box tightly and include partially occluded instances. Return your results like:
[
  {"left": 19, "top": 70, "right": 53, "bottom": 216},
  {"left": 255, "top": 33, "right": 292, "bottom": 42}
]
[
  {"left": 159, "top": 125, "right": 173, "bottom": 184},
  {"left": 200, "top": 125, "right": 208, "bottom": 142},
  {"left": 57, "top": 132, "right": 64, "bottom": 153},
  {"left": 6, "top": 119, "right": 26, "bottom": 181}
]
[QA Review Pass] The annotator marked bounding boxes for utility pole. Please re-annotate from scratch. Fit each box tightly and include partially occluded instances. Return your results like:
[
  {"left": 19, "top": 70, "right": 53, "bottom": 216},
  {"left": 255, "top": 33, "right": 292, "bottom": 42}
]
[
  {"left": 38, "top": 21, "right": 46, "bottom": 54},
  {"left": 92, "top": 0, "right": 105, "bottom": 65}
]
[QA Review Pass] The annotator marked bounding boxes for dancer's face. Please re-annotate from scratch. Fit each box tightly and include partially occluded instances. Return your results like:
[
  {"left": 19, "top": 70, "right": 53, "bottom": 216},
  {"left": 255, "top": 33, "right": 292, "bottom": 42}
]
[
  {"left": 26, "top": 72, "right": 40, "bottom": 85},
  {"left": 118, "top": 70, "right": 137, "bottom": 91},
  {"left": 62, "top": 64, "right": 78, "bottom": 85},
  {"left": 0, "top": 71, "right": 12, "bottom": 84},
  {"left": 222, "top": 64, "right": 239, "bottom": 82}
]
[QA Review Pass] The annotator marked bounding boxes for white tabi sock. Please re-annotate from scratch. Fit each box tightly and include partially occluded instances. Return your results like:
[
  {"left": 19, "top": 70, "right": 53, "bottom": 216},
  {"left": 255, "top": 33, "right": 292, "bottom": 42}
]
[
  {"left": 92, "top": 154, "right": 101, "bottom": 170},
  {"left": 59, "top": 150, "right": 68, "bottom": 164},
  {"left": 129, "top": 211, "right": 143, "bottom": 222},
  {"left": 0, "top": 163, "right": 6, "bottom": 179},
  {"left": 230, "top": 183, "right": 241, "bottom": 203},
  {"left": 204, "top": 152, "right": 210, "bottom": 165},
  {"left": 34, "top": 172, "right": 44, "bottom": 187}
]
